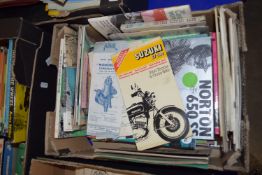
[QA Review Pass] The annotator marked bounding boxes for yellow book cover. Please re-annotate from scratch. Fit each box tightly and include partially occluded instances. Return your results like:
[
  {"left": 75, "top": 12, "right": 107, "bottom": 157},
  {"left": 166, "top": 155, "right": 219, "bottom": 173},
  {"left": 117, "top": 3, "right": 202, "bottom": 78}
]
[
  {"left": 112, "top": 37, "right": 191, "bottom": 151},
  {"left": 13, "top": 83, "right": 30, "bottom": 143}
]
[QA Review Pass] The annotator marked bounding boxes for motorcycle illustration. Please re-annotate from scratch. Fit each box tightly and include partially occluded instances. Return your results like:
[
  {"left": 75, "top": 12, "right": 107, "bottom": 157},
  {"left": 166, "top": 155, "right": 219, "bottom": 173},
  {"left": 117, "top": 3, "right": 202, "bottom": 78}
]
[
  {"left": 126, "top": 84, "right": 189, "bottom": 142},
  {"left": 164, "top": 39, "right": 212, "bottom": 74}
]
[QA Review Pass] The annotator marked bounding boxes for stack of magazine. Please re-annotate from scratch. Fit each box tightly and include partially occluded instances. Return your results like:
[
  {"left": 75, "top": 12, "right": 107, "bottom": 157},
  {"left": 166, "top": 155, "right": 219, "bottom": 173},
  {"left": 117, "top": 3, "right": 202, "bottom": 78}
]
[{"left": 51, "top": 4, "right": 243, "bottom": 169}]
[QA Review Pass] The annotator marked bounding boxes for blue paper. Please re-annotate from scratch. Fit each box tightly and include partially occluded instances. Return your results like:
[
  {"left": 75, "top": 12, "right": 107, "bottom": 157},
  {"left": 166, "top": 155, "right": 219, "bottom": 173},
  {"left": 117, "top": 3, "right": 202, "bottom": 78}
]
[{"left": 148, "top": 0, "right": 240, "bottom": 11}]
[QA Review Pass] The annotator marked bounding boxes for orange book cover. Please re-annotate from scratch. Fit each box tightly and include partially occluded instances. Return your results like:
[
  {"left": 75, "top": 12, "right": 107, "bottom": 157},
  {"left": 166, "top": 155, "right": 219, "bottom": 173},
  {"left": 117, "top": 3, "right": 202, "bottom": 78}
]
[{"left": 0, "top": 49, "right": 6, "bottom": 119}]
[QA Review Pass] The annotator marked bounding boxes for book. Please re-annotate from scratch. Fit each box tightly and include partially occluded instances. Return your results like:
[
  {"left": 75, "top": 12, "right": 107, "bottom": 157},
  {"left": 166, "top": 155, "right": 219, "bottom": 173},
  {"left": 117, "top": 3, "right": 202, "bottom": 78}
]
[
  {"left": 62, "top": 67, "right": 76, "bottom": 132},
  {"left": 8, "top": 47, "right": 16, "bottom": 140},
  {"left": 109, "top": 26, "right": 209, "bottom": 40},
  {"left": 74, "top": 26, "right": 92, "bottom": 129},
  {"left": 88, "top": 5, "right": 191, "bottom": 39},
  {"left": 0, "top": 48, "right": 6, "bottom": 130},
  {"left": 94, "top": 151, "right": 208, "bottom": 168},
  {"left": 4, "top": 40, "right": 13, "bottom": 134},
  {"left": 55, "top": 38, "right": 65, "bottom": 138},
  {"left": 112, "top": 37, "right": 191, "bottom": 150},
  {"left": 63, "top": 27, "right": 78, "bottom": 132},
  {"left": 2, "top": 141, "right": 13, "bottom": 175},
  {"left": 163, "top": 35, "right": 214, "bottom": 140},
  {"left": 228, "top": 16, "right": 241, "bottom": 150},
  {"left": 80, "top": 52, "right": 89, "bottom": 109},
  {"left": 7, "top": 68, "right": 15, "bottom": 140},
  {"left": 13, "top": 83, "right": 30, "bottom": 143},
  {"left": 218, "top": 7, "right": 232, "bottom": 152},
  {"left": 74, "top": 26, "right": 83, "bottom": 128},
  {"left": 87, "top": 41, "right": 133, "bottom": 139},
  {"left": 0, "top": 49, "right": 5, "bottom": 109},
  {"left": 0, "top": 138, "right": 4, "bottom": 173},
  {"left": 211, "top": 33, "right": 220, "bottom": 136},
  {"left": 44, "top": 0, "right": 100, "bottom": 11},
  {"left": 78, "top": 27, "right": 92, "bottom": 127},
  {"left": 15, "top": 143, "right": 25, "bottom": 175},
  {"left": 120, "top": 16, "right": 206, "bottom": 33},
  {"left": 55, "top": 38, "right": 86, "bottom": 138},
  {"left": 63, "top": 27, "right": 78, "bottom": 67}
]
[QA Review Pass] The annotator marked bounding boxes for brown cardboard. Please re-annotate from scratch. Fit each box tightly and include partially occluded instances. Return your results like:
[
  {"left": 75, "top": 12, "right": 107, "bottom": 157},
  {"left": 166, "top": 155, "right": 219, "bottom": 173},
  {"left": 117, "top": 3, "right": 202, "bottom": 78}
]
[
  {"left": 43, "top": 1, "right": 249, "bottom": 173},
  {"left": 45, "top": 112, "right": 93, "bottom": 157},
  {"left": 30, "top": 158, "right": 150, "bottom": 175},
  {"left": 49, "top": 24, "right": 68, "bottom": 66},
  {"left": 49, "top": 24, "right": 104, "bottom": 66}
]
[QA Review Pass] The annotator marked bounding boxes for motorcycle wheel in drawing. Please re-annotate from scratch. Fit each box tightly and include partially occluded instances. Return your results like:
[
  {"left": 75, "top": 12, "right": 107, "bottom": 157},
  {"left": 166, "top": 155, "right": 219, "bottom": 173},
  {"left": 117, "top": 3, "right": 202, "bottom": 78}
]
[{"left": 154, "top": 106, "right": 189, "bottom": 142}]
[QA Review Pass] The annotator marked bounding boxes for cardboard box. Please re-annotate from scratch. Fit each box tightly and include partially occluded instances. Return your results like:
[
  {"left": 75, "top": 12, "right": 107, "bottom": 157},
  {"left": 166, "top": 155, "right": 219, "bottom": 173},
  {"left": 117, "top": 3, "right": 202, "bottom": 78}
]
[
  {"left": 26, "top": 2, "right": 249, "bottom": 174},
  {"left": 30, "top": 158, "right": 148, "bottom": 175}
]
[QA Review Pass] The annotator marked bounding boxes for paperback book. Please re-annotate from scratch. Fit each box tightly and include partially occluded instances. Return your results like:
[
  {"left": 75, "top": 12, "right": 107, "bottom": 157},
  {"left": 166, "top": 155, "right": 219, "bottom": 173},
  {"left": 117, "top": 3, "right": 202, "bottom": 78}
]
[
  {"left": 163, "top": 35, "right": 214, "bottom": 140},
  {"left": 112, "top": 37, "right": 191, "bottom": 150},
  {"left": 4, "top": 40, "right": 13, "bottom": 134},
  {"left": 0, "top": 48, "right": 7, "bottom": 131}
]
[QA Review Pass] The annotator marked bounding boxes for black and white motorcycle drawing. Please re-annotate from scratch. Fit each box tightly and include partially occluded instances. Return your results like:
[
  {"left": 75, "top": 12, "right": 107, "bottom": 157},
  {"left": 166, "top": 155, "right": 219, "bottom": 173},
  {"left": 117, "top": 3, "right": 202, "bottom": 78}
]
[{"left": 126, "top": 84, "right": 189, "bottom": 142}]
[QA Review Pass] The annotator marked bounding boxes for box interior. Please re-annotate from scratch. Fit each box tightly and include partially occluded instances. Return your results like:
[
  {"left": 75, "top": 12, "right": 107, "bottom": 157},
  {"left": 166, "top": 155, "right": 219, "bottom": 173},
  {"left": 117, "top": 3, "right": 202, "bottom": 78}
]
[{"left": 25, "top": 2, "right": 249, "bottom": 174}]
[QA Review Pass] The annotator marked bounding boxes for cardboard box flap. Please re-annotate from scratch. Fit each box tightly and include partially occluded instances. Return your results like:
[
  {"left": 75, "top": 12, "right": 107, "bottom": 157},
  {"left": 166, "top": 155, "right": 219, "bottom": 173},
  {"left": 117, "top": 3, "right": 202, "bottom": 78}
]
[
  {"left": 0, "top": 18, "right": 42, "bottom": 45},
  {"left": 45, "top": 112, "right": 94, "bottom": 156},
  {"left": 14, "top": 38, "right": 40, "bottom": 86},
  {"left": 192, "top": 8, "right": 216, "bottom": 32},
  {"left": 30, "top": 158, "right": 150, "bottom": 175},
  {"left": 221, "top": 2, "right": 247, "bottom": 52},
  {"left": 49, "top": 23, "right": 105, "bottom": 67},
  {"left": 0, "top": 18, "right": 44, "bottom": 86},
  {"left": 49, "top": 23, "right": 69, "bottom": 67}
]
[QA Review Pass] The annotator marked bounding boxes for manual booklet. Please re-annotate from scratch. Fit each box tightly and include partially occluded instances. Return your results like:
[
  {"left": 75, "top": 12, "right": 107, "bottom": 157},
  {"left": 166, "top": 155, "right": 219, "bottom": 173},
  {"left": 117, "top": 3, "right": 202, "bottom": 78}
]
[
  {"left": 87, "top": 41, "right": 134, "bottom": 139},
  {"left": 163, "top": 35, "right": 214, "bottom": 140},
  {"left": 112, "top": 37, "right": 191, "bottom": 151}
]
